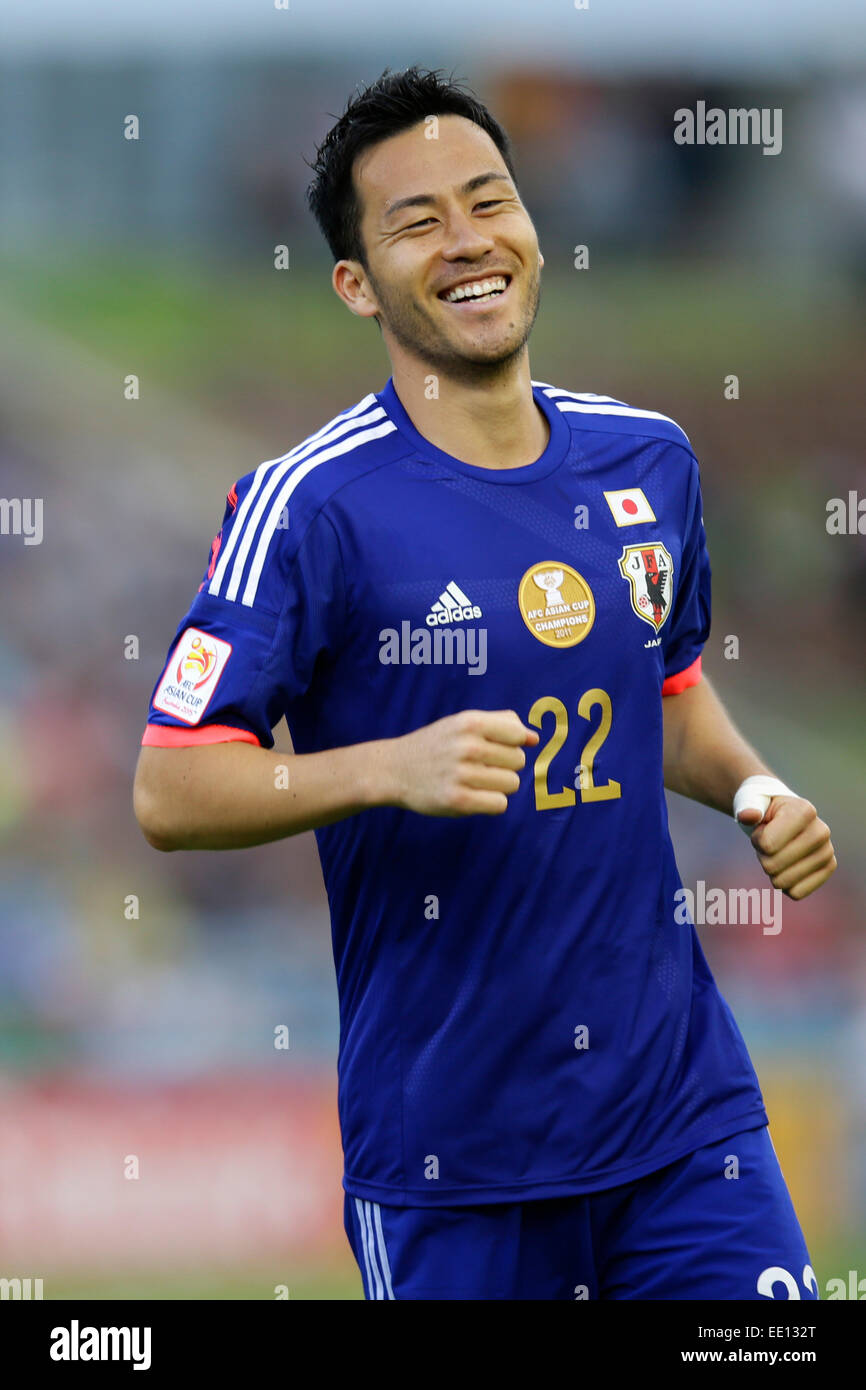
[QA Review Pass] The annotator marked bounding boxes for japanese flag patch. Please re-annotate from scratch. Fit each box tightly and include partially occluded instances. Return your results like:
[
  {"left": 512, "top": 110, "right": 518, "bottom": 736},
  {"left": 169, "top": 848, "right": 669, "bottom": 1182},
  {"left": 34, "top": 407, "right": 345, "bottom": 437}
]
[
  {"left": 153, "top": 627, "right": 232, "bottom": 725},
  {"left": 603, "top": 487, "right": 656, "bottom": 527}
]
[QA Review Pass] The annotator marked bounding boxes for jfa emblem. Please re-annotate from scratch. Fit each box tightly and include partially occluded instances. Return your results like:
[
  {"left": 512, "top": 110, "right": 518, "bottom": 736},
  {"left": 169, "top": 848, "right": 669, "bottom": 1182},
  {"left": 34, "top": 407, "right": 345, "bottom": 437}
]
[{"left": 618, "top": 542, "right": 673, "bottom": 631}]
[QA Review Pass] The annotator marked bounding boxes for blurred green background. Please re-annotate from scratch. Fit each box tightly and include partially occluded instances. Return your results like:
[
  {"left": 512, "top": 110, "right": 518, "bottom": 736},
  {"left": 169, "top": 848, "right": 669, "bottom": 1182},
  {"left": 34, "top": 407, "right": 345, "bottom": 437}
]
[{"left": 0, "top": 2, "right": 864, "bottom": 1299}]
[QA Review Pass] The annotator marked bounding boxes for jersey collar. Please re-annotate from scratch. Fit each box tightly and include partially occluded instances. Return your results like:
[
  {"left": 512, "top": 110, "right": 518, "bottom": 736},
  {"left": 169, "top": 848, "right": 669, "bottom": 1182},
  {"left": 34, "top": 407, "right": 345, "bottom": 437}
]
[{"left": 377, "top": 376, "right": 571, "bottom": 484}]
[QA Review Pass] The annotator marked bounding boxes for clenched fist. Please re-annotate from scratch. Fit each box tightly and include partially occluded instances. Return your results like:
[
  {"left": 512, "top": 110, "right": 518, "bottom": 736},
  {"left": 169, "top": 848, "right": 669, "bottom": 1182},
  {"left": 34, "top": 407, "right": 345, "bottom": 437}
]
[
  {"left": 387, "top": 709, "right": 540, "bottom": 818},
  {"left": 736, "top": 797, "right": 837, "bottom": 900}
]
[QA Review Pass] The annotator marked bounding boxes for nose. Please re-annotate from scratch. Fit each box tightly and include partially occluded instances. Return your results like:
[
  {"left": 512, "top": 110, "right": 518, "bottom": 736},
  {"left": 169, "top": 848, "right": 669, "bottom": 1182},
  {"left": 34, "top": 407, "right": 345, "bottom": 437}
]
[{"left": 439, "top": 203, "right": 496, "bottom": 262}]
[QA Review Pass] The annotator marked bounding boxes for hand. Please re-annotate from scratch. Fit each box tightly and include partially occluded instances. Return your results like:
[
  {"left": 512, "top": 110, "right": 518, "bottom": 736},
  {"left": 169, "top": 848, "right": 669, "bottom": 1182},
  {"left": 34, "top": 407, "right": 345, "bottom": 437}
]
[
  {"left": 736, "top": 797, "right": 837, "bottom": 900},
  {"left": 388, "top": 709, "right": 540, "bottom": 817}
]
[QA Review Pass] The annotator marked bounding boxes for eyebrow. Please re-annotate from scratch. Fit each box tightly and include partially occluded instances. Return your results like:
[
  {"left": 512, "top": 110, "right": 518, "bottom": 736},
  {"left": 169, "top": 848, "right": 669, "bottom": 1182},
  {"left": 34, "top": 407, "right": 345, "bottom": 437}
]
[{"left": 382, "top": 171, "right": 513, "bottom": 224}]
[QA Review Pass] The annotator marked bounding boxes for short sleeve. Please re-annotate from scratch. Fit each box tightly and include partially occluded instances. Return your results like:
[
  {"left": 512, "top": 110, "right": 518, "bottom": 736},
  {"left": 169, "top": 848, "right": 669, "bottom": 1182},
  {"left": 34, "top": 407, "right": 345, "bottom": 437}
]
[
  {"left": 141, "top": 473, "right": 346, "bottom": 748},
  {"left": 661, "top": 455, "right": 711, "bottom": 696}
]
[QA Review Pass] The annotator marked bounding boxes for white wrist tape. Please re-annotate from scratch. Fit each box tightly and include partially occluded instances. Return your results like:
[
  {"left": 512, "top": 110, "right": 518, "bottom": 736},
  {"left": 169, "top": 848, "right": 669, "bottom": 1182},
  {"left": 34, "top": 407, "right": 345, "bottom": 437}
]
[{"left": 733, "top": 775, "right": 796, "bottom": 831}]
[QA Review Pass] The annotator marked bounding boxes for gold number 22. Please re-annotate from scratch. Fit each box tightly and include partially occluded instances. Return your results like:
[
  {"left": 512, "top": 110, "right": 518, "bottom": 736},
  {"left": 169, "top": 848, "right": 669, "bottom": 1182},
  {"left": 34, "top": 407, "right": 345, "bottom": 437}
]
[{"left": 528, "top": 688, "right": 621, "bottom": 811}]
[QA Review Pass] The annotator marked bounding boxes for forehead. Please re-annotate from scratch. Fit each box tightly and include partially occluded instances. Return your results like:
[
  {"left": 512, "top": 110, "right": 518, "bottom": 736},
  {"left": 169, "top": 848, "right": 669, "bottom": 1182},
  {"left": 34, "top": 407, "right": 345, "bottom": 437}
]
[{"left": 354, "top": 114, "right": 509, "bottom": 221}]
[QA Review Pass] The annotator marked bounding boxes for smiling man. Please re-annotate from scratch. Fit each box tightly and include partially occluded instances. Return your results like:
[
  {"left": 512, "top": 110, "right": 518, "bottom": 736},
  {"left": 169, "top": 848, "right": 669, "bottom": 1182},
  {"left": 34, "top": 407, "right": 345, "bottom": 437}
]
[{"left": 133, "top": 68, "right": 836, "bottom": 1301}]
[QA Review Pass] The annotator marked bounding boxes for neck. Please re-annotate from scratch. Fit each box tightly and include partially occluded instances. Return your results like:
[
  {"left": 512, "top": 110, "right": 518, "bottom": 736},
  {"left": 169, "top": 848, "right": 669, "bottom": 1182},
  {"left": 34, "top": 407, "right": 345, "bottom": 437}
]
[{"left": 387, "top": 348, "right": 548, "bottom": 470}]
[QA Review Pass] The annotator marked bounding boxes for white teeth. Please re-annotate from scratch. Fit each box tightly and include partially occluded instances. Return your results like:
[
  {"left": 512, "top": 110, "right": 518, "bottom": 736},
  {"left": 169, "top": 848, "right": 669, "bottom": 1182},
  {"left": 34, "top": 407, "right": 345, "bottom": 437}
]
[{"left": 444, "top": 275, "right": 507, "bottom": 303}]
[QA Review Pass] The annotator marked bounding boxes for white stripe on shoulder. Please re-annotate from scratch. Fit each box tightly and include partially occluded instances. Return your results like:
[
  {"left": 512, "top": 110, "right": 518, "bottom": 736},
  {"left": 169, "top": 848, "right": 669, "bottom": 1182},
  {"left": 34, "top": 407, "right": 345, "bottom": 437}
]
[
  {"left": 535, "top": 383, "right": 692, "bottom": 442},
  {"left": 207, "top": 395, "right": 380, "bottom": 602},
  {"left": 544, "top": 389, "right": 692, "bottom": 445},
  {"left": 225, "top": 406, "right": 387, "bottom": 604},
  {"left": 552, "top": 400, "right": 690, "bottom": 435},
  {"left": 209, "top": 393, "right": 378, "bottom": 599},
  {"left": 240, "top": 417, "right": 396, "bottom": 607},
  {"left": 533, "top": 382, "right": 627, "bottom": 406}
]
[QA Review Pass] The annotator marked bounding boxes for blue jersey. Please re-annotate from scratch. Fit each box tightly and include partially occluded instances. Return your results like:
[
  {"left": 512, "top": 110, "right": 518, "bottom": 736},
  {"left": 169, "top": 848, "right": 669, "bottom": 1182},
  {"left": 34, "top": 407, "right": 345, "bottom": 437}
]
[{"left": 143, "top": 377, "right": 768, "bottom": 1206}]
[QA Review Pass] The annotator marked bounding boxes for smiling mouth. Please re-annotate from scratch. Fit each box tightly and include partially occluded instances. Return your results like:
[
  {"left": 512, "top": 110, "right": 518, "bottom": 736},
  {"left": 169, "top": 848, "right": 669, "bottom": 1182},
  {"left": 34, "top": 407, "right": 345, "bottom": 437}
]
[{"left": 438, "top": 274, "right": 511, "bottom": 306}]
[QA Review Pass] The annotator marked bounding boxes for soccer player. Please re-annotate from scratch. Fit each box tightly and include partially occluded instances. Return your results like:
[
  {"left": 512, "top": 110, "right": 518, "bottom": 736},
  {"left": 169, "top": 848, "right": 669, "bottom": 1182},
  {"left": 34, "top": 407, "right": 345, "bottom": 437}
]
[{"left": 133, "top": 68, "right": 837, "bottom": 1300}]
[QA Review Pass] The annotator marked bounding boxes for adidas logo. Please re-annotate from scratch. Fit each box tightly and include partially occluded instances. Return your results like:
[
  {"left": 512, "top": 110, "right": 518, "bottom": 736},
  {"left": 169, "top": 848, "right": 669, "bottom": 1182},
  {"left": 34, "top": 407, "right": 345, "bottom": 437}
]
[{"left": 425, "top": 581, "right": 483, "bottom": 627}]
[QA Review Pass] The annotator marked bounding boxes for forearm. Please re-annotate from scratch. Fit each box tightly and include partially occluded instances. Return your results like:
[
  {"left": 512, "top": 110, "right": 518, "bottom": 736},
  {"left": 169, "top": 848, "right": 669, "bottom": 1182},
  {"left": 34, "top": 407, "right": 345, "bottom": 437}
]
[
  {"left": 662, "top": 675, "right": 774, "bottom": 814},
  {"left": 133, "top": 737, "right": 400, "bottom": 851}
]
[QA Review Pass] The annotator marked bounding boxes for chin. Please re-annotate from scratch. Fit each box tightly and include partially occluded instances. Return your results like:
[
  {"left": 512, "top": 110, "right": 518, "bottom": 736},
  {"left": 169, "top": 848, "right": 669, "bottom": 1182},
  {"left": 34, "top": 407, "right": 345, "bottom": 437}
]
[{"left": 455, "top": 336, "right": 528, "bottom": 367}]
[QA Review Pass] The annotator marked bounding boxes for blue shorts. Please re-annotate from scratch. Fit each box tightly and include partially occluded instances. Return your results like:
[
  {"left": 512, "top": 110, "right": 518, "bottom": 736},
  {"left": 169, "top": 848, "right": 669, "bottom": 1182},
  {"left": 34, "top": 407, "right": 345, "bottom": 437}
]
[{"left": 344, "top": 1126, "right": 817, "bottom": 1300}]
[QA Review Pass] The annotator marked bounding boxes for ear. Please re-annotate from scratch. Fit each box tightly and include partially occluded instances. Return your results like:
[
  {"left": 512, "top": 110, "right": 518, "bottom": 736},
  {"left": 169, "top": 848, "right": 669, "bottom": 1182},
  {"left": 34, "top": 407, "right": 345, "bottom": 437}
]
[
  {"left": 538, "top": 250, "right": 545, "bottom": 269},
  {"left": 332, "top": 259, "right": 381, "bottom": 320}
]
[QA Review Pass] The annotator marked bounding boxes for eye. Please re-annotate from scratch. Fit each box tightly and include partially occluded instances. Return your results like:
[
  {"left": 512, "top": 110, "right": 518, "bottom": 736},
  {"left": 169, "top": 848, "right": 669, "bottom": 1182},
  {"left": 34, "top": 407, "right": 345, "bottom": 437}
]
[
  {"left": 476, "top": 199, "right": 504, "bottom": 211},
  {"left": 406, "top": 217, "right": 436, "bottom": 230}
]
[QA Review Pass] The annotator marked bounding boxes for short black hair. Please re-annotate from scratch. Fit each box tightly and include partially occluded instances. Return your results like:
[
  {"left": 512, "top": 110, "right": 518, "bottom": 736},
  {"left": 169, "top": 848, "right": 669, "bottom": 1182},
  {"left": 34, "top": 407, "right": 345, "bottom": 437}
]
[{"left": 306, "top": 66, "right": 518, "bottom": 267}]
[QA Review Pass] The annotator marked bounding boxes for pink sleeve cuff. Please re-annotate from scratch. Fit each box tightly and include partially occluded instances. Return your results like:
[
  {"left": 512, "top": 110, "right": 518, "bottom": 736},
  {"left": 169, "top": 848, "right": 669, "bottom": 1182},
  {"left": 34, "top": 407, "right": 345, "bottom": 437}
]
[
  {"left": 141, "top": 723, "right": 261, "bottom": 748},
  {"left": 662, "top": 654, "right": 702, "bottom": 696}
]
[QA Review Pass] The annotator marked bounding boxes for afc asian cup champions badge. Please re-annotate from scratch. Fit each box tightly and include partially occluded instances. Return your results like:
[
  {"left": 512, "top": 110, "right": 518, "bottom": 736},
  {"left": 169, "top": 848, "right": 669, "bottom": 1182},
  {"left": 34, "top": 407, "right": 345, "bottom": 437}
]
[
  {"left": 618, "top": 542, "right": 674, "bottom": 632},
  {"left": 517, "top": 561, "right": 596, "bottom": 648}
]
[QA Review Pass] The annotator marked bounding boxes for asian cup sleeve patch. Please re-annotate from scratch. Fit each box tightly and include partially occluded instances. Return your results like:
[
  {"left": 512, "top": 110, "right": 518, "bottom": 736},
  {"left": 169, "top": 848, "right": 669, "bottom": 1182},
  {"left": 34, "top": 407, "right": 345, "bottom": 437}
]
[{"left": 152, "top": 627, "right": 233, "bottom": 725}]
